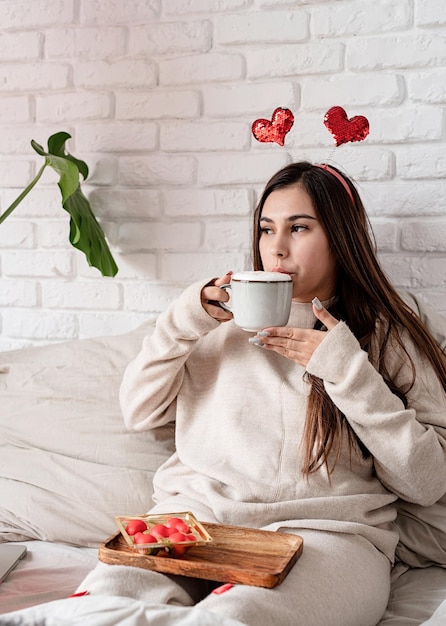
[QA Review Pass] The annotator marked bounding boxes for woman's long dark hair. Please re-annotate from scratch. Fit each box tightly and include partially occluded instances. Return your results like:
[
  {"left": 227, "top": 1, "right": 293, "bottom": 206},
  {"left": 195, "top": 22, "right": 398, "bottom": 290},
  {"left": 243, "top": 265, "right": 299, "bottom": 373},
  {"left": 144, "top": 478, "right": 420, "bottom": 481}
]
[{"left": 252, "top": 161, "right": 446, "bottom": 476}]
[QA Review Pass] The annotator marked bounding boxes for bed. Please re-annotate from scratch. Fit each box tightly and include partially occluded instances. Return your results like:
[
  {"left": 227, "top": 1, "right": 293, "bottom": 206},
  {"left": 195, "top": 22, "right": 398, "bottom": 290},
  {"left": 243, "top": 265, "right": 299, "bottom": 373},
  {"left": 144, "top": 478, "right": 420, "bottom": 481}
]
[{"left": 1, "top": 296, "right": 445, "bottom": 625}]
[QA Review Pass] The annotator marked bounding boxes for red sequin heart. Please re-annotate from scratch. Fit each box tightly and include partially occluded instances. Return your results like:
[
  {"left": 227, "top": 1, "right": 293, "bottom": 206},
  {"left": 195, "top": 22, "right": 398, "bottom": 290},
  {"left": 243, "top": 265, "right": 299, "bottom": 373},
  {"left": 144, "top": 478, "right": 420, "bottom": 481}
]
[
  {"left": 252, "top": 108, "right": 294, "bottom": 146},
  {"left": 324, "top": 106, "right": 370, "bottom": 147}
]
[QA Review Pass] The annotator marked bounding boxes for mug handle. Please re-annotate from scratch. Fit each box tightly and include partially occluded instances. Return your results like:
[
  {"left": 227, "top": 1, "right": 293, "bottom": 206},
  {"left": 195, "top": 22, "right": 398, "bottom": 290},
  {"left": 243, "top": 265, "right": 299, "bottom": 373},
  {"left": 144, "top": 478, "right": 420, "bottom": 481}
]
[{"left": 216, "top": 283, "right": 232, "bottom": 312}]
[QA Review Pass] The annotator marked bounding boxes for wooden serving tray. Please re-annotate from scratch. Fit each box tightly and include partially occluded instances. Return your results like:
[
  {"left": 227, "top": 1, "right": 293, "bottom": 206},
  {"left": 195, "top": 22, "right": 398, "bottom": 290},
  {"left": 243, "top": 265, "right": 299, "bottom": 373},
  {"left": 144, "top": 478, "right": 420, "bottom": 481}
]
[{"left": 99, "top": 522, "right": 303, "bottom": 588}]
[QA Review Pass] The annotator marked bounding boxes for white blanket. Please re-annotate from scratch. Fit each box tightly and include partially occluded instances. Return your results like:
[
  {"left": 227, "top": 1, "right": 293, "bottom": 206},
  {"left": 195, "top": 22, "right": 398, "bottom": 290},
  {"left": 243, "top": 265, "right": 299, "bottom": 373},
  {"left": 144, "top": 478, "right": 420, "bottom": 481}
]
[
  {"left": 0, "top": 596, "right": 244, "bottom": 626},
  {"left": 2, "top": 592, "right": 446, "bottom": 626},
  {"left": 421, "top": 599, "right": 446, "bottom": 625}
]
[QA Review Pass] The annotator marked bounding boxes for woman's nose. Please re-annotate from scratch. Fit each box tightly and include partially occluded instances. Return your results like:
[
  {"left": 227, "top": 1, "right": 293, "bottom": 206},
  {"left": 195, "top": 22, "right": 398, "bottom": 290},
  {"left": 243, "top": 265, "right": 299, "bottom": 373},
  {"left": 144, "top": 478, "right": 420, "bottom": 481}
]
[{"left": 271, "top": 242, "right": 287, "bottom": 258}]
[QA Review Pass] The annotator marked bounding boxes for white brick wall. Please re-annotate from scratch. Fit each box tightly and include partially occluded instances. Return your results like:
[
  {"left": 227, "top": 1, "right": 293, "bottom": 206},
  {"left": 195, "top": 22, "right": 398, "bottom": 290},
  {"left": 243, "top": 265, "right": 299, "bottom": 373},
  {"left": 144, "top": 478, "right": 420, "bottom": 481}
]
[{"left": 0, "top": 0, "right": 445, "bottom": 349}]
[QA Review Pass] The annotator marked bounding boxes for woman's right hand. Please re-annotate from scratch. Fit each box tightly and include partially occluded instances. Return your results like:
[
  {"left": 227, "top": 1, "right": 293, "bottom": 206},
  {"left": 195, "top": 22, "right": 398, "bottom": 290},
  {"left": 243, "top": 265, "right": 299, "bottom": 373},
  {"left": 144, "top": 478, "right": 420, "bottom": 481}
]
[{"left": 200, "top": 271, "right": 233, "bottom": 322}]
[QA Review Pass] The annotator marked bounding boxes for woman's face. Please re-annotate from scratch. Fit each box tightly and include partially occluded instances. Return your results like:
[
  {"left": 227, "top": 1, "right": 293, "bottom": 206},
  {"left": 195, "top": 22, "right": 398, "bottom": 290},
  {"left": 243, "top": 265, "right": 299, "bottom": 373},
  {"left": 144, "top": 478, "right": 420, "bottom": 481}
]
[{"left": 259, "top": 184, "right": 337, "bottom": 303}]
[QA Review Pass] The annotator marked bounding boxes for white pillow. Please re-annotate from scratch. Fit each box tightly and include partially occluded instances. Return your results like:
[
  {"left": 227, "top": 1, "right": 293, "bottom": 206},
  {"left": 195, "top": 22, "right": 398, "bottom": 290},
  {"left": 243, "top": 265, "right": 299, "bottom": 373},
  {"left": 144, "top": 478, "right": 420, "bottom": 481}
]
[{"left": 0, "top": 322, "right": 175, "bottom": 547}]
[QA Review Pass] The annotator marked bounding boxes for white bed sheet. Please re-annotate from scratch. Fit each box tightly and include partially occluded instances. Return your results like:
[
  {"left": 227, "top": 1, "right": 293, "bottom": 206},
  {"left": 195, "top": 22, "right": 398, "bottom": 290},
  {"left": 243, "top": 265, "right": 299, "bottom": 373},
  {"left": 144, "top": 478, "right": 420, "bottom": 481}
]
[
  {"left": 0, "top": 540, "right": 97, "bottom": 614},
  {"left": 378, "top": 564, "right": 446, "bottom": 625},
  {"left": 1, "top": 541, "right": 445, "bottom": 625}
]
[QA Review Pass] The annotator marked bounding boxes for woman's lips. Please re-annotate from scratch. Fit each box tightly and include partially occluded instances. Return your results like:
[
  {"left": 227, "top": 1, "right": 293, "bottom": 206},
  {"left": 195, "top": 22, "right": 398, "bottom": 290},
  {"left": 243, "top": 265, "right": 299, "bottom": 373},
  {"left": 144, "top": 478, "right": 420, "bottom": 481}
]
[{"left": 271, "top": 267, "right": 292, "bottom": 274}]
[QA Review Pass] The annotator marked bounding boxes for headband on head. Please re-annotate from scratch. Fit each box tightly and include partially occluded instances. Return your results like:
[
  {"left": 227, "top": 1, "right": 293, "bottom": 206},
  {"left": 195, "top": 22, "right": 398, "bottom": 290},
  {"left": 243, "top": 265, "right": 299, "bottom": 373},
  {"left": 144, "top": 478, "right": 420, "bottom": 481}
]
[
  {"left": 314, "top": 163, "right": 354, "bottom": 205},
  {"left": 251, "top": 106, "right": 369, "bottom": 208}
]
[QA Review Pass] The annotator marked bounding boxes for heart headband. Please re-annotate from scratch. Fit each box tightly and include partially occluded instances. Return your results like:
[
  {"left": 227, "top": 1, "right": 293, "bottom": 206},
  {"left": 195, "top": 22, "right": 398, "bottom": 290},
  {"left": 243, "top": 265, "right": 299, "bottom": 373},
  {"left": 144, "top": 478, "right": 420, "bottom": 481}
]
[
  {"left": 314, "top": 163, "right": 354, "bottom": 204},
  {"left": 251, "top": 105, "right": 369, "bottom": 204},
  {"left": 251, "top": 106, "right": 370, "bottom": 148}
]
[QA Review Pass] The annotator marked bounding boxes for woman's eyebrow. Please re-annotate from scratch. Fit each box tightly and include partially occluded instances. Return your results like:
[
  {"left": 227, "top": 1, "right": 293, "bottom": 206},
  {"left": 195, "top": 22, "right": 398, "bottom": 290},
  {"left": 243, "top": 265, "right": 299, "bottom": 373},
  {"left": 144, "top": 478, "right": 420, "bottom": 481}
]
[{"left": 260, "top": 214, "right": 317, "bottom": 222}]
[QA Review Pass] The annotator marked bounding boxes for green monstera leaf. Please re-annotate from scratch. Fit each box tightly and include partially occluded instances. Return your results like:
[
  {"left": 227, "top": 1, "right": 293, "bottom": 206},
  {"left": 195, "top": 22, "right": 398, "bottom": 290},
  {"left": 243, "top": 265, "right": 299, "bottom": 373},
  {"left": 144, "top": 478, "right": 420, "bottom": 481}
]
[{"left": 0, "top": 132, "right": 118, "bottom": 277}]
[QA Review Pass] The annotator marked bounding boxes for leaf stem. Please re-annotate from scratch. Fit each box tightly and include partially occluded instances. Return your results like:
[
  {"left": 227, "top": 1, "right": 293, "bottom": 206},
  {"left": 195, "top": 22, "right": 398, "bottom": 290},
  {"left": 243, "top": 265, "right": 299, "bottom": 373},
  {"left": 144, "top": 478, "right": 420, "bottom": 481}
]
[{"left": 0, "top": 161, "right": 48, "bottom": 224}]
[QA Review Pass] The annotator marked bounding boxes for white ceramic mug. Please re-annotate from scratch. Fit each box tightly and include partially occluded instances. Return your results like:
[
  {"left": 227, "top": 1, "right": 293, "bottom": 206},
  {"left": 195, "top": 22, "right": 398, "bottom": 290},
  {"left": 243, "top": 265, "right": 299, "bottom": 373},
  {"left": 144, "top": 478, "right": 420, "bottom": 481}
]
[{"left": 219, "top": 271, "right": 292, "bottom": 331}]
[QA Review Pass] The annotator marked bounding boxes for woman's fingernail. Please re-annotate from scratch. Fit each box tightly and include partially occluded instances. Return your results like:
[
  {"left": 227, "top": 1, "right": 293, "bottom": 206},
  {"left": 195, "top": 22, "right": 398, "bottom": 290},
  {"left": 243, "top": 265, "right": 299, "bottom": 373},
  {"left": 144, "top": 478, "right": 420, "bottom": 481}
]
[
  {"left": 312, "top": 297, "right": 323, "bottom": 311},
  {"left": 248, "top": 337, "right": 265, "bottom": 347},
  {"left": 257, "top": 331, "right": 270, "bottom": 337}
]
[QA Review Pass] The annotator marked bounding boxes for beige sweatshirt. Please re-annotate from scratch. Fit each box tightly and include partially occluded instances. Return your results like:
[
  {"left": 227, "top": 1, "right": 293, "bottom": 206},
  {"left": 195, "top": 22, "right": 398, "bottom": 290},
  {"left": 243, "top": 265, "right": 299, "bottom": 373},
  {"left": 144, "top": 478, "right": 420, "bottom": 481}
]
[{"left": 120, "top": 280, "right": 446, "bottom": 563}]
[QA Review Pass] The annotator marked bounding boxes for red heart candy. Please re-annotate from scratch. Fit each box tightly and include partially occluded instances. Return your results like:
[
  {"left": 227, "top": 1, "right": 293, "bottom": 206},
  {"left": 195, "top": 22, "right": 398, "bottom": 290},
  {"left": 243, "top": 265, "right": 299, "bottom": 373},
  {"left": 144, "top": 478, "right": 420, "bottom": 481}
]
[
  {"left": 252, "top": 107, "right": 294, "bottom": 146},
  {"left": 324, "top": 106, "right": 370, "bottom": 147}
]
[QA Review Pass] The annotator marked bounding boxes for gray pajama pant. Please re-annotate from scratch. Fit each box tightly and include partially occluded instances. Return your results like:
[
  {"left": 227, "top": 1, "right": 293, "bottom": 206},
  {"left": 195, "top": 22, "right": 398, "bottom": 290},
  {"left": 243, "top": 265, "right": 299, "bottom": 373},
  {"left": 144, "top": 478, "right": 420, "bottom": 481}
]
[{"left": 78, "top": 528, "right": 391, "bottom": 626}]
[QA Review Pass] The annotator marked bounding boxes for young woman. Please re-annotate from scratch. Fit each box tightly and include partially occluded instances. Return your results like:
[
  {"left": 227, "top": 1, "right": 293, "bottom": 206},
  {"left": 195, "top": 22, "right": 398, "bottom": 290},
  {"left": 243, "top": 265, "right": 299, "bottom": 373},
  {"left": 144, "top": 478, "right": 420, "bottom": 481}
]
[{"left": 84, "top": 162, "right": 446, "bottom": 626}]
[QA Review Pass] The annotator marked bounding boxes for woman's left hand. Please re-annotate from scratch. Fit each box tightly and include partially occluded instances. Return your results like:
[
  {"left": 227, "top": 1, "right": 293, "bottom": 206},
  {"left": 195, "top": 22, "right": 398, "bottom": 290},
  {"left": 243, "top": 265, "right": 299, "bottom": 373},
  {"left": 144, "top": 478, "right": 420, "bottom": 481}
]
[{"left": 254, "top": 300, "right": 340, "bottom": 368}]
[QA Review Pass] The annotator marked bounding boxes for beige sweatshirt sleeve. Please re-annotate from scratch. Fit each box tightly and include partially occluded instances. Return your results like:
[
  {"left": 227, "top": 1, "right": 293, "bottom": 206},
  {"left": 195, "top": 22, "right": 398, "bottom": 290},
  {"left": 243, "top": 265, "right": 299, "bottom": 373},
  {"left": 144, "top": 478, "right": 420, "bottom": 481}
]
[
  {"left": 119, "top": 279, "right": 220, "bottom": 432},
  {"left": 306, "top": 322, "right": 446, "bottom": 507}
]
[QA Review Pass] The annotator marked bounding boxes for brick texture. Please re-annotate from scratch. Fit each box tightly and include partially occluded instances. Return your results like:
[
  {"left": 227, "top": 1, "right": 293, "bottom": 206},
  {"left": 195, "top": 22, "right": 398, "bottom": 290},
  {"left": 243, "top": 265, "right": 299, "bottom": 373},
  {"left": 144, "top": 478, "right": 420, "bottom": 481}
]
[{"left": 0, "top": 0, "right": 445, "bottom": 348}]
